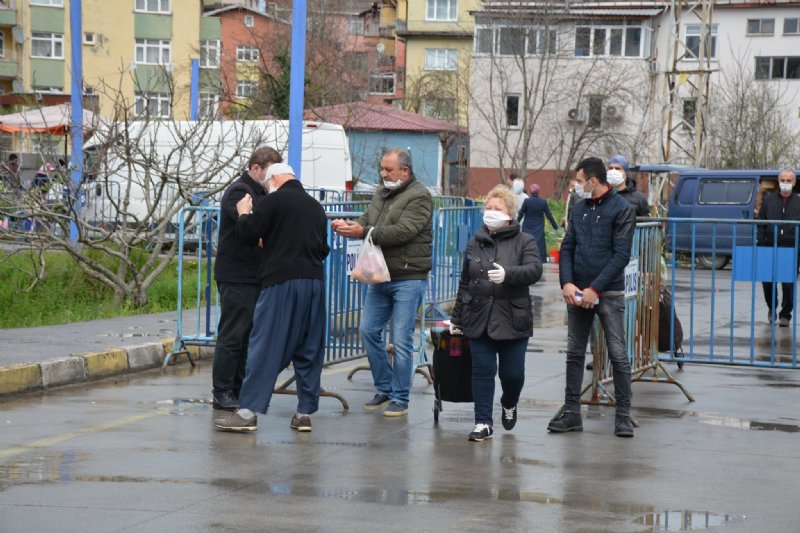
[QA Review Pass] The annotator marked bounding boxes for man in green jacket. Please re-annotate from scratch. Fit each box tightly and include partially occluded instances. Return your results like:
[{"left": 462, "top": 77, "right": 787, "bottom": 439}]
[{"left": 331, "top": 148, "right": 433, "bottom": 417}]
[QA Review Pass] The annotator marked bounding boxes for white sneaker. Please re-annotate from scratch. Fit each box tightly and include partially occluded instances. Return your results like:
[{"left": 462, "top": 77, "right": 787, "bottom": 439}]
[{"left": 468, "top": 423, "right": 494, "bottom": 442}]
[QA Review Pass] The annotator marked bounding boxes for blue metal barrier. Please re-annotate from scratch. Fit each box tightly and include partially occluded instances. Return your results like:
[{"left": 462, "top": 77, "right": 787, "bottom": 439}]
[
  {"left": 163, "top": 205, "right": 219, "bottom": 369},
  {"left": 306, "top": 187, "right": 343, "bottom": 203},
  {"left": 663, "top": 217, "right": 799, "bottom": 368}
]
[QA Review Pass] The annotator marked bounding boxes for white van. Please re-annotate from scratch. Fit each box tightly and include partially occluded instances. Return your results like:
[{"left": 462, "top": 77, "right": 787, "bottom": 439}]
[{"left": 82, "top": 120, "right": 351, "bottom": 227}]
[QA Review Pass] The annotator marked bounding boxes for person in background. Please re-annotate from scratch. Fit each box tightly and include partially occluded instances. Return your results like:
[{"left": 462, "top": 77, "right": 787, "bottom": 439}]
[
  {"left": 549, "top": 156, "right": 636, "bottom": 438},
  {"left": 562, "top": 177, "right": 581, "bottom": 229},
  {"left": 758, "top": 169, "right": 800, "bottom": 327},
  {"left": 449, "top": 185, "right": 542, "bottom": 442},
  {"left": 214, "top": 163, "right": 330, "bottom": 433},
  {"left": 331, "top": 148, "right": 433, "bottom": 418},
  {"left": 211, "top": 146, "right": 280, "bottom": 411},
  {"left": 510, "top": 175, "right": 528, "bottom": 208},
  {"left": 607, "top": 154, "right": 649, "bottom": 217},
  {"left": 518, "top": 183, "right": 559, "bottom": 264}
]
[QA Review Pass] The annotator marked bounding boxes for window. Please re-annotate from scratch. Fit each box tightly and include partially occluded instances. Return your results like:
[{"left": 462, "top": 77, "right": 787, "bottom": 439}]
[
  {"left": 236, "top": 80, "right": 257, "bottom": 98},
  {"left": 425, "top": 48, "right": 456, "bottom": 70},
  {"left": 575, "top": 21, "right": 643, "bottom": 57},
  {"left": 346, "top": 17, "right": 364, "bottom": 35},
  {"left": 475, "top": 27, "right": 494, "bottom": 54},
  {"left": 83, "top": 32, "right": 95, "bottom": 45},
  {"left": 344, "top": 51, "right": 368, "bottom": 71},
  {"left": 747, "top": 18, "right": 774, "bottom": 35},
  {"left": 134, "top": 93, "right": 171, "bottom": 118},
  {"left": 200, "top": 40, "right": 220, "bottom": 68},
  {"left": 199, "top": 93, "right": 219, "bottom": 118},
  {"left": 505, "top": 94, "right": 519, "bottom": 128},
  {"left": 0, "top": 32, "right": 4, "bottom": 58},
  {"left": 755, "top": 56, "right": 800, "bottom": 80},
  {"left": 369, "top": 72, "right": 395, "bottom": 94},
  {"left": 527, "top": 28, "right": 557, "bottom": 55},
  {"left": 498, "top": 27, "right": 525, "bottom": 56},
  {"left": 784, "top": 18, "right": 800, "bottom": 35},
  {"left": 236, "top": 45, "right": 259, "bottom": 62},
  {"left": 33, "top": 85, "right": 62, "bottom": 94},
  {"left": 422, "top": 98, "right": 456, "bottom": 121},
  {"left": 426, "top": 0, "right": 456, "bottom": 22},
  {"left": 588, "top": 95, "right": 603, "bottom": 128},
  {"left": 684, "top": 24, "right": 718, "bottom": 60},
  {"left": 245, "top": 15, "right": 254, "bottom": 27},
  {"left": 134, "top": 0, "right": 170, "bottom": 13},
  {"left": 135, "top": 38, "right": 170, "bottom": 64},
  {"left": 31, "top": 32, "right": 64, "bottom": 58},
  {"left": 698, "top": 180, "right": 754, "bottom": 205},
  {"left": 30, "top": 0, "right": 63, "bottom": 6}
]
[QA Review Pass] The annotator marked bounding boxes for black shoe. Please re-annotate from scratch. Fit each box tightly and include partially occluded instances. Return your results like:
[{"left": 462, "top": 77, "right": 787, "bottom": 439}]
[
  {"left": 547, "top": 409, "right": 583, "bottom": 433},
  {"left": 468, "top": 423, "right": 493, "bottom": 442},
  {"left": 501, "top": 405, "right": 517, "bottom": 431},
  {"left": 212, "top": 391, "right": 238, "bottom": 411},
  {"left": 615, "top": 415, "right": 634, "bottom": 438},
  {"left": 290, "top": 413, "right": 312, "bottom": 432},
  {"left": 585, "top": 361, "right": 594, "bottom": 371}
]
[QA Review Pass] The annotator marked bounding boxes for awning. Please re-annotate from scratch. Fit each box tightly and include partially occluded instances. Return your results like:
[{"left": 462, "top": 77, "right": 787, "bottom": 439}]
[{"left": 0, "top": 103, "right": 105, "bottom": 135}]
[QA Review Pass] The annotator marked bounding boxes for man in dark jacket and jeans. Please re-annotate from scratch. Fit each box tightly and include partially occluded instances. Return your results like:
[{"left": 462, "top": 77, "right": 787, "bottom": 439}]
[
  {"left": 549, "top": 156, "right": 637, "bottom": 437},
  {"left": 758, "top": 169, "right": 800, "bottom": 327},
  {"left": 331, "top": 148, "right": 433, "bottom": 417},
  {"left": 211, "top": 146, "right": 281, "bottom": 410}
]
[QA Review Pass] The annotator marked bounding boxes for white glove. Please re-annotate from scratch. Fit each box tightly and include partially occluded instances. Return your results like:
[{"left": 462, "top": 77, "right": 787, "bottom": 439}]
[
  {"left": 487, "top": 262, "right": 506, "bottom": 284},
  {"left": 449, "top": 322, "right": 463, "bottom": 336}
]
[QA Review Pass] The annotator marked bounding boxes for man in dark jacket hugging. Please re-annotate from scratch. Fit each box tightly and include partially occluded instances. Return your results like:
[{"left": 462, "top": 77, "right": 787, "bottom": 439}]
[{"left": 548, "top": 156, "right": 637, "bottom": 438}]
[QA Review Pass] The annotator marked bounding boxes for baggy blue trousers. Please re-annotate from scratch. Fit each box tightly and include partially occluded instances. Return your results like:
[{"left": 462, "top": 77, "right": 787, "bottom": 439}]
[{"left": 238, "top": 278, "right": 326, "bottom": 415}]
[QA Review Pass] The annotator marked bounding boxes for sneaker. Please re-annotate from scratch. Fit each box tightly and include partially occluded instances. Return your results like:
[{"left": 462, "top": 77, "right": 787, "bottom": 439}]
[
  {"left": 383, "top": 401, "right": 409, "bottom": 417},
  {"left": 212, "top": 391, "right": 238, "bottom": 411},
  {"left": 364, "top": 393, "right": 390, "bottom": 411},
  {"left": 501, "top": 405, "right": 518, "bottom": 431},
  {"left": 615, "top": 415, "right": 634, "bottom": 438},
  {"left": 468, "top": 423, "right": 494, "bottom": 442},
  {"left": 547, "top": 409, "right": 583, "bottom": 433},
  {"left": 779, "top": 317, "right": 791, "bottom": 328},
  {"left": 290, "top": 413, "right": 312, "bottom": 432},
  {"left": 214, "top": 410, "right": 257, "bottom": 432}
]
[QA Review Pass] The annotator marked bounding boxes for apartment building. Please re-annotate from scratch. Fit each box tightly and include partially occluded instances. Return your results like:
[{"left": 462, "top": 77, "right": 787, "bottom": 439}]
[{"left": 467, "top": 0, "right": 800, "bottom": 196}]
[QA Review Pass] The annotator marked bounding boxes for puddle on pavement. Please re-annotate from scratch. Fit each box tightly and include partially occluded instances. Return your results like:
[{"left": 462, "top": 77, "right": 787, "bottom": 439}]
[{"left": 635, "top": 510, "right": 736, "bottom": 530}]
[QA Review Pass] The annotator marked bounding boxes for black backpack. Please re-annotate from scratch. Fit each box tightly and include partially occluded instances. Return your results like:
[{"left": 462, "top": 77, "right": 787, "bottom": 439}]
[{"left": 658, "top": 288, "right": 684, "bottom": 354}]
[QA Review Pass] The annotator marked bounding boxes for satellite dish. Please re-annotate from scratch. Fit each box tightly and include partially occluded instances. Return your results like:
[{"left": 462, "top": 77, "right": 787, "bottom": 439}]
[
  {"left": 12, "top": 26, "right": 24, "bottom": 44},
  {"left": 376, "top": 42, "right": 385, "bottom": 54},
  {"left": 12, "top": 79, "right": 23, "bottom": 93}
]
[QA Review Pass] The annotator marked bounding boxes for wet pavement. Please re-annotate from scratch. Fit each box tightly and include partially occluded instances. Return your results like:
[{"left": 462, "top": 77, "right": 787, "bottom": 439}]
[{"left": 1, "top": 265, "right": 799, "bottom": 532}]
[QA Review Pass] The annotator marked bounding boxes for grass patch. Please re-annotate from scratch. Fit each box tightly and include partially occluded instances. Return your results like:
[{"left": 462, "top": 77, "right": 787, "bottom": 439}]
[{"left": 0, "top": 249, "right": 209, "bottom": 329}]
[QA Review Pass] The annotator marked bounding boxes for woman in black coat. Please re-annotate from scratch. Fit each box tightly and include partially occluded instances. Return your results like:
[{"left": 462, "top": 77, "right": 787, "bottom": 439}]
[
  {"left": 518, "top": 183, "right": 559, "bottom": 263},
  {"left": 450, "top": 185, "right": 543, "bottom": 442}
]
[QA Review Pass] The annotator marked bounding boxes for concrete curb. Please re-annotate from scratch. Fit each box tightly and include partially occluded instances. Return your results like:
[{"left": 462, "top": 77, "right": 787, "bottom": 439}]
[{"left": 0, "top": 338, "right": 213, "bottom": 398}]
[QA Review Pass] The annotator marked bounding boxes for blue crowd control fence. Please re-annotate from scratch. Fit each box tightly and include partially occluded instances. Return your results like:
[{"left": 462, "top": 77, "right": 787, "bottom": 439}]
[
  {"left": 662, "top": 217, "right": 800, "bottom": 368},
  {"left": 587, "top": 222, "right": 694, "bottom": 411}
]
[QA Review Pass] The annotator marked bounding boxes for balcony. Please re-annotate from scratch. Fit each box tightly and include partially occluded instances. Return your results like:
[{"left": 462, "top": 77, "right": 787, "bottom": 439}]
[
  {"left": 0, "top": 2, "right": 17, "bottom": 27},
  {"left": 0, "top": 59, "right": 17, "bottom": 78}
]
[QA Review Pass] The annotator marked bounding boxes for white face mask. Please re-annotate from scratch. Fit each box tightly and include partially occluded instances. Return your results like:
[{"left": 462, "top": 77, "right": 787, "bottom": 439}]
[
  {"left": 607, "top": 169, "right": 625, "bottom": 187},
  {"left": 483, "top": 210, "right": 511, "bottom": 229},
  {"left": 576, "top": 180, "right": 593, "bottom": 200},
  {"left": 779, "top": 182, "right": 794, "bottom": 194},
  {"left": 383, "top": 179, "right": 402, "bottom": 190}
]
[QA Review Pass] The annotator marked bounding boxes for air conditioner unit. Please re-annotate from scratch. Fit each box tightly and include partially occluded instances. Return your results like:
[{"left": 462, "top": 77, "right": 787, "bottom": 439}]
[
  {"left": 567, "top": 107, "right": 587, "bottom": 123},
  {"left": 605, "top": 105, "right": 623, "bottom": 121}
]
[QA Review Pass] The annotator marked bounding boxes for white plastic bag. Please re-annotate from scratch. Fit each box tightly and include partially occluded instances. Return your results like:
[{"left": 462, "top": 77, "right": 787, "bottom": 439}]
[{"left": 351, "top": 228, "right": 391, "bottom": 284}]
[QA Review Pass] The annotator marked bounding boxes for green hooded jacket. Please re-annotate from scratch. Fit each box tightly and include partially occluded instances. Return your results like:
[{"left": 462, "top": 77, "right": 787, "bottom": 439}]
[{"left": 357, "top": 177, "right": 433, "bottom": 280}]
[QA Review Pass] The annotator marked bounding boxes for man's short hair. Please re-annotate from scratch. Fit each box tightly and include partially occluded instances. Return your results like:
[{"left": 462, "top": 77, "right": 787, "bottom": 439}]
[
  {"left": 576, "top": 157, "right": 607, "bottom": 184},
  {"left": 384, "top": 148, "right": 414, "bottom": 175},
  {"left": 779, "top": 168, "right": 797, "bottom": 180},
  {"left": 248, "top": 146, "right": 282, "bottom": 170}
]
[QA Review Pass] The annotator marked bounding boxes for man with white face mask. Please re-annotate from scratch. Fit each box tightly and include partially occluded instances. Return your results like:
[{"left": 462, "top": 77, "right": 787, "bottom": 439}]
[
  {"left": 331, "top": 148, "right": 433, "bottom": 417},
  {"left": 607, "top": 154, "right": 649, "bottom": 217},
  {"left": 757, "top": 169, "right": 800, "bottom": 327}
]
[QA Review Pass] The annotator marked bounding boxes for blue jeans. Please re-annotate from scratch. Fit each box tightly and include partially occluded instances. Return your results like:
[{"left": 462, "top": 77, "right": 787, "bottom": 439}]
[
  {"left": 564, "top": 295, "right": 632, "bottom": 416},
  {"left": 360, "top": 280, "right": 426, "bottom": 406},
  {"left": 469, "top": 335, "right": 528, "bottom": 426}
]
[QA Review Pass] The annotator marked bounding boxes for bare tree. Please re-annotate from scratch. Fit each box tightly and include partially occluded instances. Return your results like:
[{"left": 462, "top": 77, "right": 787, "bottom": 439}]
[
  {"left": 706, "top": 50, "right": 800, "bottom": 169},
  {"left": 0, "top": 73, "right": 282, "bottom": 307}
]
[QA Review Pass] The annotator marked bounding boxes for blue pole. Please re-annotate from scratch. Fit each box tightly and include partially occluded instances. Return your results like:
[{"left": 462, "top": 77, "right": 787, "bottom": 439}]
[
  {"left": 288, "top": 0, "right": 307, "bottom": 181},
  {"left": 190, "top": 58, "right": 199, "bottom": 120},
  {"left": 69, "top": 0, "right": 83, "bottom": 243}
]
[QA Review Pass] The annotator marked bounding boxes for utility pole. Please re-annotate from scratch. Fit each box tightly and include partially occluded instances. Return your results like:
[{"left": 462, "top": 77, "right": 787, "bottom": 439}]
[
  {"left": 659, "top": 0, "right": 715, "bottom": 167},
  {"left": 288, "top": 0, "right": 307, "bottom": 181},
  {"left": 69, "top": 0, "right": 83, "bottom": 243}
]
